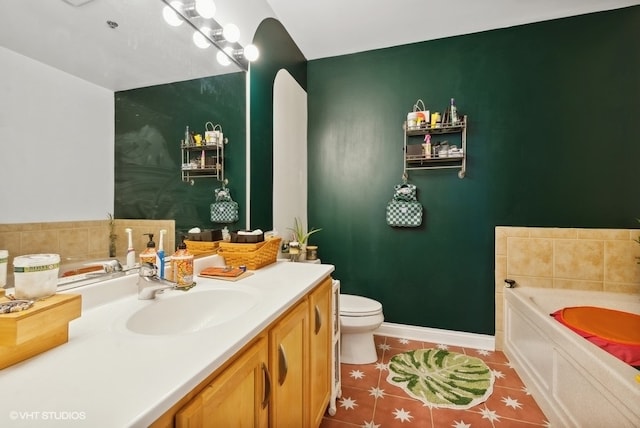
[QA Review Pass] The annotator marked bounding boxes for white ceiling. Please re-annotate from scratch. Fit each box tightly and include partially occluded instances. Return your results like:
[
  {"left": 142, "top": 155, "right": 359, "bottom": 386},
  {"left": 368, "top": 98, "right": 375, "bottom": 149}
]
[
  {"left": 1, "top": 0, "right": 638, "bottom": 91},
  {"left": 266, "top": 0, "right": 640, "bottom": 60}
]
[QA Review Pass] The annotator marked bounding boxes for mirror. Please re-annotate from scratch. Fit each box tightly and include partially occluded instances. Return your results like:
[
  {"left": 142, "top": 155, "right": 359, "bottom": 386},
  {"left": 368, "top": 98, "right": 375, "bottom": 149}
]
[
  {"left": 0, "top": 0, "right": 247, "bottom": 266},
  {"left": 0, "top": 0, "right": 246, "bottom": 219},
  {"left": 0, "top": 0, "right": 243, "bottom": 91}
]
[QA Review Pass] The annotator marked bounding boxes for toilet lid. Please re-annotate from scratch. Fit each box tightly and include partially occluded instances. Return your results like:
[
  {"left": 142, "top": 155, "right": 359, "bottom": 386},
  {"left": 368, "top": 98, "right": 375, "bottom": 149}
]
[{"left": 340, "top": 294, "right": 382, "bottom": 317}]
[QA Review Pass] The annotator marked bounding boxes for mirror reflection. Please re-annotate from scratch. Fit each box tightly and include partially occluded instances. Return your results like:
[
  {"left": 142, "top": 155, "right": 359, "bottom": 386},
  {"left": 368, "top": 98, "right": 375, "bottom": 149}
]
[
  {"left": 0, "top": 0, "right": 248, "bottom": 281},
  {"left": 0, "top": 0, "right": 243, "bottom": 91}
]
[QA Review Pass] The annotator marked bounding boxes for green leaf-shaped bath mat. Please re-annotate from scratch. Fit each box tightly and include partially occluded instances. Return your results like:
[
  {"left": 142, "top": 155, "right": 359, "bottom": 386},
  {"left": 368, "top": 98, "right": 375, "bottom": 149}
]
[{"left": 387, "top": 348, "right": 494, "bottom": 409}]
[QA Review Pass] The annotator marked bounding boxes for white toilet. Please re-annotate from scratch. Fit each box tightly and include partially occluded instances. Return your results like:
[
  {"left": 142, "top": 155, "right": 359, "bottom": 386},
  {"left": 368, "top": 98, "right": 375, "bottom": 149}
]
[{"left": 339, "top": 294, "right": 384, "bottom": 364}]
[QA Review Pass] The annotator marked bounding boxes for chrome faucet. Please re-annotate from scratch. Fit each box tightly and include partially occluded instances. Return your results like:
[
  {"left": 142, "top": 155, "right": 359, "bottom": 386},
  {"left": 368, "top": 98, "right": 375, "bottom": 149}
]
[{"left": 137, "top": 263, "right": 178, "bottom": 300}]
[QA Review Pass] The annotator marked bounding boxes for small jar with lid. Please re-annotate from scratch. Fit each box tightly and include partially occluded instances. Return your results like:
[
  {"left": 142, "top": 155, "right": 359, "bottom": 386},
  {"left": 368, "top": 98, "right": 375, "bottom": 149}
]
[{"left": 306, "top": 245, "right": 318, "bottom": 261}]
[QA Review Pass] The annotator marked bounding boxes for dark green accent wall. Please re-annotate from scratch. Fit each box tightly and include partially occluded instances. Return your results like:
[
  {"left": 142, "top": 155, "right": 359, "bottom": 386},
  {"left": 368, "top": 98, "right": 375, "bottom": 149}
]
[
  {"left": 307, "top": 6, "right": 640, "bottom": 335},
  {"left": 114, "top": 73, "right": 246, "bottom": 243},
  {"left": 249, "top": 18, "right": 307, "bottom": 231}
]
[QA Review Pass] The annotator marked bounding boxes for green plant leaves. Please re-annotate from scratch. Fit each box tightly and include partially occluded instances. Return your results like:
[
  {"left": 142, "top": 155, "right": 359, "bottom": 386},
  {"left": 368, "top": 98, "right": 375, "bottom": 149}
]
[{"left": 387, "top": 348, "right": 494, "bottom": 409}]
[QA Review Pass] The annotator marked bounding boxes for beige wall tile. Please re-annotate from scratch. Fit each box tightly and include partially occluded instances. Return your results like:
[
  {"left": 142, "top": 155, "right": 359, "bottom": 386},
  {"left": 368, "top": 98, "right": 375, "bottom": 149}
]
[
  {"left": 604, "top": 282, "right": 640, "bottom": 294},
  {"left": 604, "top": 240, "right": 640, "bottom": 284},
  {"left": 21, "top": 230, "right": 59, "bottom": 255},
  {"left": 495, "top": 228, "right": 508, "bottom": 256},
  {"left": 553, "top": 278, "right": 603, "bottom": 291},
  {"left": 528, "top": 227, "right": 577, "bottom": 239},
  {"left": 507, "top": 275, "right": 553, "bottom": 289},
  {"left": 495, "top": 255, "right": 506, "bottom": 291},
  {"left": 507, "top": 237, "right": 553, "bottom": 277},
  {"left": 0, "top": 231, "right": 21, "bottom": 257},
  {"left": 554, "top": 239, "right": 603, "bottom": 281},
  {"left": 577, "top": 228, "right": 628, "bottom": 240},
  {"left": 494, "top": 294, "right": 503, "bottom": 340},
  {"left": 502, "top": 227, "right": 530, "bottom": 238},
  {"left": 494, "top": 330, "right": 504, "bottom": 351},
  {"left": 59, "top": 228, "right": 89, "bottom": 260}
]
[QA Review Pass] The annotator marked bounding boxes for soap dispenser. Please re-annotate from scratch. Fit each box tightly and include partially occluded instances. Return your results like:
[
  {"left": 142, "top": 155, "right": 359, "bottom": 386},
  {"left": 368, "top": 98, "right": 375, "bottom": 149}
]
[
  {"left": 139, "top": 233, "right": 157, "bottom": 266},
  {"left": 171, "top": 237, "right": 194, "bottom": 288}
]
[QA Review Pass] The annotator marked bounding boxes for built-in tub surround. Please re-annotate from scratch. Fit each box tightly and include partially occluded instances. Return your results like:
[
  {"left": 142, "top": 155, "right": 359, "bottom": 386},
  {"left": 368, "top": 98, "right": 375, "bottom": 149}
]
[
  {"left": 494, "top": 226, "right": 640, "bottom": 350},
  {"left": 503, "top": 286, "right": 640, "bottom": 427},
  {"left": 0, "top": 219, "right": 174, "bottom": 288}
]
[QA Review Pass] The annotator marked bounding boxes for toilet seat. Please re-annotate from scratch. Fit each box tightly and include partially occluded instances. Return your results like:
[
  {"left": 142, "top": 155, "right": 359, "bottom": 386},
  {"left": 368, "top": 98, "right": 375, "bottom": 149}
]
[{"left": 340, "top": 294, "right": 382, "bottom": 317}]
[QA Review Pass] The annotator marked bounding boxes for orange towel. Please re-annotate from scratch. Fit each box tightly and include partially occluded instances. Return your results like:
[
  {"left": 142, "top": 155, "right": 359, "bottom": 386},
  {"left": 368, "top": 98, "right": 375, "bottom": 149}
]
[
  {"left": 199, "top": 266, "right": 245, "bottom": 278},
  {"left": 556, "top": 306, "right": 640, "bottom": 346}
]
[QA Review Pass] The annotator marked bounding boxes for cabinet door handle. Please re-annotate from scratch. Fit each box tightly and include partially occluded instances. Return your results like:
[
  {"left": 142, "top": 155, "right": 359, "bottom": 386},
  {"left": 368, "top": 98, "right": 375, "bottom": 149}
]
[
  {"left": 278, "top": 344, "right": 288, "bottom": 386},
  {"left": 314, "top": 304, "right": 322, "bottom": 335},
  {"left": 261, "top": 362, "right": 271, "bottom": 409}
]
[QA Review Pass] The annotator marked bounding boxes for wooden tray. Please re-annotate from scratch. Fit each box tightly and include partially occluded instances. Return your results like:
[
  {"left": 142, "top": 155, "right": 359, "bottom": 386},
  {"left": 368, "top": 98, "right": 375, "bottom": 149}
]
[{"left": 0, "top": 293, "right": 81, "bottom": 369}]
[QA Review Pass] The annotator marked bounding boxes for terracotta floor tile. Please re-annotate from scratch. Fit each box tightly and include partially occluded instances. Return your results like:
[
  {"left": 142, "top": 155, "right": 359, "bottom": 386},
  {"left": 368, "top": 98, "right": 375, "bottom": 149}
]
[
  {"left": 332, "top": 385, "right": 376, "bottom": 426},
  {"left": 321, "top": 335, "right": 549, "bottom": 428},
  {"left": 422, "top": 341, "right": 467, "bottom": 354},
  {"left": 383, "top": 336, "right": 428, "bottom": 352},
  {"left": 318, "top": 418, "right": 362, "bottom": 428},
  {"left": 481, "top": 386, "right": 549, "bottom": 425},
  {"left": 341, "top": 362, "right": 382, "bottom": 389},
  {"left": 485, "top": 361, "right": 529, "bottom": 390},
  {"left": 374, "top": 393, "right": 432, "bottom": 427}
]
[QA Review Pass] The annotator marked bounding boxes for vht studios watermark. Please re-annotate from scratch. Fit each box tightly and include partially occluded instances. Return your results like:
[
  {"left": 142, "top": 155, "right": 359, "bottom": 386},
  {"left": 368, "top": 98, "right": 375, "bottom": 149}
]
[{"left": 9, "top": 410, "right": 86, "bottom": 421}]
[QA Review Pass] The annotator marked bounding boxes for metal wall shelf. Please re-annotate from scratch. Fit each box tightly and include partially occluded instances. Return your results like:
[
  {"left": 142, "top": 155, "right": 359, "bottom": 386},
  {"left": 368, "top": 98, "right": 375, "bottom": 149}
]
[
  {"left": 403, "top": 115, "right": 467, "bottom": 179},
  {"left": 181, "top": 138, "right": 226, "bottom": 185}
]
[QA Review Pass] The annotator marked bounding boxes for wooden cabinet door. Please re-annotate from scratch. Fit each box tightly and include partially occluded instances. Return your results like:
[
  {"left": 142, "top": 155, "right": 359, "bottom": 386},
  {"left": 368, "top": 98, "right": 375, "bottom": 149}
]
[
  {"left": 269, "top": 300, "right": 309, "bottom": 428},
  {"left": 309, "top": 277, "right": 332, "bottom": 427},
  {"left": 176, "top": 337, "right": 269, "bottom": 428}
]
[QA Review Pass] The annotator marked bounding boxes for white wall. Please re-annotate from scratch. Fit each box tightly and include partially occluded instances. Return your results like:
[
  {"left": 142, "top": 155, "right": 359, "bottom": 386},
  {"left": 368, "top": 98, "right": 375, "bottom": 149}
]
[
  {"left": 0, "top": 47, "right": 114, "bottom": 223},
  {"left": 272, "top": 69, "right": 308, "bottom": 239}
]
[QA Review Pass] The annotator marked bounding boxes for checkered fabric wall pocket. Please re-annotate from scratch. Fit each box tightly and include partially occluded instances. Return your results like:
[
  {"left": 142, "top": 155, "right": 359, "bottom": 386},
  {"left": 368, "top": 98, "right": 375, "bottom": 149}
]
[
  {"left": 386, "top": 182, "right": 423, "bottom": 227},
  {"left": 211, "top": 185, "right": 239, "bottom": 223}
]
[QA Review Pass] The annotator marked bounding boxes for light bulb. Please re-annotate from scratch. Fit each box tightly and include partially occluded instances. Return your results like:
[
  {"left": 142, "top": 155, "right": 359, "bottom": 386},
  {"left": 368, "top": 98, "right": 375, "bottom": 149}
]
[
  {"left": 216, "top": 47, "right": 234, "bottom": 66},
  {"left": 195, "top": 0, "right": 216, "bottom": 19},
  {"left": 222, "top": 23, "right": 240, "bottom": 43},
  {"left": 243, "top": 44, "right": 259, "bottom": 61},
  {"left": 162, "top": 1, "right": 183, "bottom": 27},
  {"left": 193, "top": 27, "right": 211, "bottom": 49}
]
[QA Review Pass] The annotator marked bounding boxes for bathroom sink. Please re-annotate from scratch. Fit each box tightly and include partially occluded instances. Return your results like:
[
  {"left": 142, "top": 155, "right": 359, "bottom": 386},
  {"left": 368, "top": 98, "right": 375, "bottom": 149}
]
[{"left": 125, "top": 288, "right": 258, "bottom": 335}]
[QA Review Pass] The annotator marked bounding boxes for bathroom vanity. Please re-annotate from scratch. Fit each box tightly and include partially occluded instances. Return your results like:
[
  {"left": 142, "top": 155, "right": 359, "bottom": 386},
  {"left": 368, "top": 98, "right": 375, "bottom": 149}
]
[{"left": 0, "top": 258, "right": 334, "bottom": 427}]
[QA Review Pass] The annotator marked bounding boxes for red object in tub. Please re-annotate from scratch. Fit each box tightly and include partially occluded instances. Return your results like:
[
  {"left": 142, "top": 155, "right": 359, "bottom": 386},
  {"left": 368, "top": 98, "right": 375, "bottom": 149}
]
[{"left": 551, "top": 306, "right": 640, "bottom": 367}]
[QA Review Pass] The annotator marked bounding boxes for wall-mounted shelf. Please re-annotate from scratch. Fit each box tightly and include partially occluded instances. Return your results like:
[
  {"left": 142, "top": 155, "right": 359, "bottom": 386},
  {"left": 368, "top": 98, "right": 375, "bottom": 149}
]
[
  {"left": 403, "top": 115, "right": 467, "bottom": 179},
  {"left": 181, "top": 134, "right": 227, "bottom": 185}
]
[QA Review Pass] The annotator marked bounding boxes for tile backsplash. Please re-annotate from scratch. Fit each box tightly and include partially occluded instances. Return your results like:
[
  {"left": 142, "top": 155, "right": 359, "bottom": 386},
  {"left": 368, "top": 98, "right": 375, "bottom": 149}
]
[
  {"left": 0, "top": 219, "right": 174, "bottom": 288},
  {"left": 494, "top": 226, "right": 640, "bottom": 350}
]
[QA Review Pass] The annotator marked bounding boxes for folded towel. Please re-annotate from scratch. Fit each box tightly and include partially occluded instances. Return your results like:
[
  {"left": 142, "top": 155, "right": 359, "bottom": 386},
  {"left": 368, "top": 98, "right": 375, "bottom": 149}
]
[{"left": 200, "top": 266, "right": 245, "bottom": 278}]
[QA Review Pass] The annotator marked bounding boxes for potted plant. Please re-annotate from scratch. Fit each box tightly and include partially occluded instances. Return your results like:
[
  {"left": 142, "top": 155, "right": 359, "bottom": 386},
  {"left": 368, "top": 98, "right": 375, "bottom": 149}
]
[
  {"left": 288, "top": 217, "right": 322, "bottom": 261},
  {"left": 107, "top": 213, "right": 117, "bottom": 258}
]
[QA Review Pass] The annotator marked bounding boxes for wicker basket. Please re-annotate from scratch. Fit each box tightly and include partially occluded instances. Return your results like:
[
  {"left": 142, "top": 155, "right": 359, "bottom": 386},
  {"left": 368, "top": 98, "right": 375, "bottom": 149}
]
[
  {"left": 184, "top": 240, "right": 221, "bottom": 256},
  {"left": 217, "top": 238, "right": 281, "bottom": 270}
]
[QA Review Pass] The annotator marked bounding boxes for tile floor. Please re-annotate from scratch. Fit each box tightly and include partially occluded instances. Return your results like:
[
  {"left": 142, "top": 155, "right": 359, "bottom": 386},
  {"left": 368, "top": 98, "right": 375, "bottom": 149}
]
[{"left": 320, "top": 335, "right": 550, "bottom": 428}]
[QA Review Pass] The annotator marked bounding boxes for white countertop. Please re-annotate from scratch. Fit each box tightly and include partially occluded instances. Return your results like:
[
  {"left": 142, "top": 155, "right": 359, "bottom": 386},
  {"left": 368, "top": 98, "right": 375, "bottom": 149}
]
[{"left": 0, "top": 258, "right": 334, "bottom": 427}]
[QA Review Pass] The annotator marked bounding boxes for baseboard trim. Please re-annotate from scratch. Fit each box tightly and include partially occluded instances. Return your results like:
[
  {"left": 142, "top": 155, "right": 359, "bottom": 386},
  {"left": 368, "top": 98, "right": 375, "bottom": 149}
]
[{"left": 375, "top": 322, "right": 495, "bottom": 351}]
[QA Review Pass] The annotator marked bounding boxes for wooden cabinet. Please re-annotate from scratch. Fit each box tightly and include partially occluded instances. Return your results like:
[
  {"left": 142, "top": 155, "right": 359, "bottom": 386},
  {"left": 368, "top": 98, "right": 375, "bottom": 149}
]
[
  {"left": 154, "top": 275, "right": 333, "bottom": 428},
  {"left": 309, "top": 277, "right": 332, "bottom": 427},
  {"left": 175, "top": 337, "right": 269, "bottom": 428},
  {"left": 269, "top": 300, "right": 309, "bottom": 427}
]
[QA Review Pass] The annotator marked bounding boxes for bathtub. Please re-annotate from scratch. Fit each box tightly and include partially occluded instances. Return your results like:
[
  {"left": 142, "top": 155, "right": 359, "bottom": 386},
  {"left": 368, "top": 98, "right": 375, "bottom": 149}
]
[{"left": 503, "top": 287, "right": 640, "bottom": 428}]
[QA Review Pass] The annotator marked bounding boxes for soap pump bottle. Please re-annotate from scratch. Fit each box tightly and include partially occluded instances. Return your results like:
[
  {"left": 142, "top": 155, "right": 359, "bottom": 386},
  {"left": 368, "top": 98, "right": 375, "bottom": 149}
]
[
  {"left": 139, "top": 233, "right": 157, "bottom": 266},
  {"left": 171, "top": 237, "right": 194, "bottom": 288}
]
